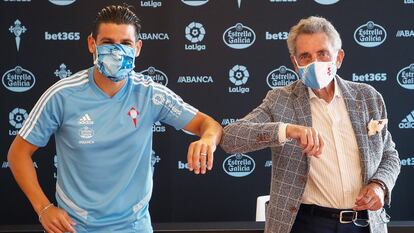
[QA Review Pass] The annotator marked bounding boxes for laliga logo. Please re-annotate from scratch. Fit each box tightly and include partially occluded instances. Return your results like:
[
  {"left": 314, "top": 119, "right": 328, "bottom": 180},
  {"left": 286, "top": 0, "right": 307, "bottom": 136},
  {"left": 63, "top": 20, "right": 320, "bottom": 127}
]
[
  {"left": 185, "top": 22, "right": 207, "bottom": 51},
  {"left": 314, "top": 0, "right": 339, "bottom": 5},
  {"left": 9, "top": 107, "right": 28, "bottom": 129},
  {"left": 49, "top": 0, "right": 75, "bottom": 5},
  {"left": 140, "top": 66, "right": 168, "bottom": 86},
  {"left": 223, "top": 23, "right": 256, "bottom": 49},
  {"left": 228, "top": 65, "right": 250, "bottom": 94},
  {"left": 54, "top": 63, "right": 72, "bottom": 79},
  {"left": 266, "top": 65, "right": 298, "bottom": 89},
  {"left": 396, "top": 64, "right": 414, "bottom": 90},
  {"left": 223, "top": 153, "right": 255, "bottom": 177},
  {"left": 9, "top": 19, "right": 26, "bottom": 52},
  {"left": 354, "top": 21, "right": 387, "bottom": 47},
  {"left": 2, "top": 66, "right": 35, "bottom": 92},
  {"left": 181, "top": 0, "right": 208, "bottom": 6}
]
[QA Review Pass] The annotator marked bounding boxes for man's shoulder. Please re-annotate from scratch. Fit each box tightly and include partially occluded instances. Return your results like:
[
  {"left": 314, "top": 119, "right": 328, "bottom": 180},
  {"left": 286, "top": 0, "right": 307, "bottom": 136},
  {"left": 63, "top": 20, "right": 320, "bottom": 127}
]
[
  {"left": 340, "top": 78, "right": 383, "bottom": 100},
  {"left": 265, "top": 80, "right": 300, "bottom": 99},
  {"left": 45, "top": 69, "right": 90, "bottom": 98},
  {"left": 129, "top": 71, "right": 178, "bottom": 95}
]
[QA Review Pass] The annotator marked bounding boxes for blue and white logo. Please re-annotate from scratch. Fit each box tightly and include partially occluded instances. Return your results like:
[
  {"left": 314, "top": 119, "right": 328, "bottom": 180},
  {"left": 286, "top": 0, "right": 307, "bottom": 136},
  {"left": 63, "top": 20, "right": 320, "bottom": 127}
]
[
  {"left": 223, "top": 23, "right": 256, "bottom": 49},
  {"left": 185, "top": 22, "right": 206, "bottom": 51},
  {"left": 401, "top": 157, "right": 414, "bottom": 167},
  {"left": 352, "top": 73, "right": 387, "bottom": 82},
  {"left": 141, "top": 0, "right": 162, "bottom": 8},
  {"left": 354, "top": 21, "right": 387, "bottom": 47},
  {"left": 177, "top": 75, "right": 213, "bottom": 84},
  {"left": 221, "top": 118, "right": 239, "bottom": 126},
  {"left": 2, "top": 66, "right": 35, "bottom": 92},
  {"left": 9, "top": 108, "right": 28, "bottom": 129},
  {"left": 45, "top": 32, "right": 80, "bottom": 40},
  {"left": 229, "top": 65, "right": 250, "bottom": 94},
  {"left": 266, "top": 66, "right": 298, "bottom": 89},
  {"left": 139, "top": 32, "right": 170, "bottom": 40},
  {"left": 314, "top": 0, "right": 340, "bottom": 5},
  {"left": 223, "top": 153, "right": 255, "bottom": 177},
  {"left": 236, "top": 0, "right": 242, "bottom": 8},
  {"left": 396, "top": 29, "right": 414, "bottom": 38},
  {"left": 181, "top": 0, "right": 208, "bottom": 6},
  {"left": 265, "top": 31, "right": 288, "bottom": 41},
  {"left": 54, "top": 63, "right": 72, "bottom": 79},
  {"left": 396, "top": 64, "right": 414, "bottom": 90},
  {"left": 9, "top": 19, "right": 26, "bottom": 51},
  {"left": 399, "top": 110, "right": 414, "bottom": 129},
  {"left": 151, "top": 150, "right": 161, "bottom": 171},
  {"left": 49, "top": 0, "right": 76, "bottom": 6},
  {"left": 140, "top": 66, "right": 168, "bottom": 86}
]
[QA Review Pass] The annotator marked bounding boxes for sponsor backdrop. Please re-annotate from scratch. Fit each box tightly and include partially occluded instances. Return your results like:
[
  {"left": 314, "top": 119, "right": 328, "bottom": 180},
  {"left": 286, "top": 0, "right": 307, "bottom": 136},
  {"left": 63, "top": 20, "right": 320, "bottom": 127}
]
[{"left": 1, "top": 0, "right": 413, "bottom": 227}]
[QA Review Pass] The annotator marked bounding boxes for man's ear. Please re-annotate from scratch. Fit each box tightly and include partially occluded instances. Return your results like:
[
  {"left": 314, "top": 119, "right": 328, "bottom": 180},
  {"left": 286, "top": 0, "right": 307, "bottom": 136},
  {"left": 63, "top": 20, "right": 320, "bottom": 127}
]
[
  {"left": 290, "top": 55, "right": 298, "bottom": 72},
  {"left": 336, "top": 49, "right": 345, "bottom": 69},
  {"left": 87, "top": 35, "right": 96, "bottom": 54},
  {"left": 135, "top": 40, "right": 143, "bottom": 57}
]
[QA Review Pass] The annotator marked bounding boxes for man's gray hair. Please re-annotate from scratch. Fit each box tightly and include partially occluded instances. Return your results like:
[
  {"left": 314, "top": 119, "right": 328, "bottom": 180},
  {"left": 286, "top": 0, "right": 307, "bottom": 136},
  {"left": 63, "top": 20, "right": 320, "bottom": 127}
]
[{"left": 287, "top": 16, "right": 342, "bottom": 56}]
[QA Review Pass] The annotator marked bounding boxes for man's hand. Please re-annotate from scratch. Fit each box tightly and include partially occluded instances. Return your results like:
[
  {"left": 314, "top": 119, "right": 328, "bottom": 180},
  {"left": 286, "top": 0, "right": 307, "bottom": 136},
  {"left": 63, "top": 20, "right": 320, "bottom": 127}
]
[
  {"left": 286, "top": 124, "right": 324, "bottom": 157},
  {"left": 39, "top": 205, "right": 76, "bottom": 233},
  {"left": 353, "top": 183, "right": 385, "bottom": 211},
  {"left": 187, "top": 137, "right": 217, "bottom": 175}
]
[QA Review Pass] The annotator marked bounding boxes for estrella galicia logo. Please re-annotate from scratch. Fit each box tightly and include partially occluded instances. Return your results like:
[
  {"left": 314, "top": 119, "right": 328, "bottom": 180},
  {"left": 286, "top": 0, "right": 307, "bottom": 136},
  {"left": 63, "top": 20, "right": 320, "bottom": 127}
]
[
  {"left": 140, "top": 66, "right": 168, "bottom": 86},
  {"left": 54, "top": 63, "right": 72, "bottom": 79},
  {"left": 9, "top": 107, "right": 28, "bottom": 129},
  {"left": 49, "top": 0, "right": 75, "bottom": 5},
  {"left": 397, "top": 64, "right": 414, "bottom": 90},
  {"left": 354, "top": 21, "right": 387, "bottom": 47},
  {"left": 266, "top": 66, "right": 298, "bottom": 89},
  {"left": 2, "top": 66, "right": 35, "bottom": 92},
  {"left": 9, "top": 19, "right": 26, "bottom": 51},
  {"left": 223, "top": 153, "right": 255, "bottom": 177},
  {"left": 229, "top": 65, "right": 250, "bottom": 94},
  {"left": 181, "top": 0, "right": 208, "bottom": 6},
  {"left": 314, "top": 0, "right": 340, "bottom": 5},
  {"left": 223, "top": 23, "right": 256, "bottom": 49},
  {"left": 185, "top": 22, "right": 206, "bottom": 51},
  {"left": 399, "top": 110, "right": 414, "bottom": 129}
]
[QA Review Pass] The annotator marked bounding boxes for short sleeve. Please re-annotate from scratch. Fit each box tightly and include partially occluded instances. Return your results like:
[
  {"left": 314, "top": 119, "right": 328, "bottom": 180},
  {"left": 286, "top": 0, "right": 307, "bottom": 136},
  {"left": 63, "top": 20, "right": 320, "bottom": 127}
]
[
  {"left": 18, "top": 92, "right": 62, "bottom": 147},
  {"left": 150, "top": 84, "right": 198, "bottom": 130}
]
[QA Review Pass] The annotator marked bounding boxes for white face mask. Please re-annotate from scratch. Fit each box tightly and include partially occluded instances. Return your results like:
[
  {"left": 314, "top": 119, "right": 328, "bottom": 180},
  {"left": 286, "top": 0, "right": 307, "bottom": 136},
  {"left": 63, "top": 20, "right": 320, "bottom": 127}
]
[{"left": 295, "top": 59, "right": 337, "bottom": 89}]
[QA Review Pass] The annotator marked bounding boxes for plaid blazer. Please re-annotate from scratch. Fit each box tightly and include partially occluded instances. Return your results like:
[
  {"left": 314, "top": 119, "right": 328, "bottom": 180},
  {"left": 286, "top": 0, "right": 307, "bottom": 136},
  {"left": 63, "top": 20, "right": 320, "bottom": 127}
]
[{"left": 220, "top": 77, "right": 400, "bottom": 233}]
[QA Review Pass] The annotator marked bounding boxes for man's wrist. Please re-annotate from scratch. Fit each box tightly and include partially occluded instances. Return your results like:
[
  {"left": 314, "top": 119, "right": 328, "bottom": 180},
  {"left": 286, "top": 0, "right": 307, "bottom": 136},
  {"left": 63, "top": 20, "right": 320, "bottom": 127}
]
[{"left": 370, "top": 179, "right": 387, "bottom": 194}]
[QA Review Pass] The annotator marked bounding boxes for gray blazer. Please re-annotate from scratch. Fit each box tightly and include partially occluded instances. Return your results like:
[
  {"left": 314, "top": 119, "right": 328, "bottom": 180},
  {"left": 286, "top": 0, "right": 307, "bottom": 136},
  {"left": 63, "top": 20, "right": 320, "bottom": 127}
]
[{"left": 220, "top": 77, "right": 400, "bottom": 233}]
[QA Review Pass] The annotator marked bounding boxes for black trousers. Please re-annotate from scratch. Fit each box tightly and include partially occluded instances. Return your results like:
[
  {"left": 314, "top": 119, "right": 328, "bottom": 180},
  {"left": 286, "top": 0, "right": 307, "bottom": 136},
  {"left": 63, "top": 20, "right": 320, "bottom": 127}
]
[{"left": 290, "top": 204, "right": 370, "bottom": 233}]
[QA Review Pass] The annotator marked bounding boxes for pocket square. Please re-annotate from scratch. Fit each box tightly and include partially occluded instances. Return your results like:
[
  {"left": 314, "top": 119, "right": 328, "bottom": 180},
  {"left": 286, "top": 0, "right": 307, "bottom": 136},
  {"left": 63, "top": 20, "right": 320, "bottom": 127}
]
[{"left": 367, "top": 118, "right": 388, "bottom": 136}]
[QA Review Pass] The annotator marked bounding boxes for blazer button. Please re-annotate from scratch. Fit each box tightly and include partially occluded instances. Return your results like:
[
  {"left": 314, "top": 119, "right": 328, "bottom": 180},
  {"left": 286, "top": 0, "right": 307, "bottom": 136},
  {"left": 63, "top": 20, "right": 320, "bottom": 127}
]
[{"left": 289, "top": 206, "right": 297, "bottom": 213}]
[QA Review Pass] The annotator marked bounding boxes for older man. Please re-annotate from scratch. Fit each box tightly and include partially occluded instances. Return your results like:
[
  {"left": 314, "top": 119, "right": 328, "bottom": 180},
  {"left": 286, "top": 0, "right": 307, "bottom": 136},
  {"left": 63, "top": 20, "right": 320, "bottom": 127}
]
[{"left": 221, "top": 16, "right": 400, "bottom": 233}]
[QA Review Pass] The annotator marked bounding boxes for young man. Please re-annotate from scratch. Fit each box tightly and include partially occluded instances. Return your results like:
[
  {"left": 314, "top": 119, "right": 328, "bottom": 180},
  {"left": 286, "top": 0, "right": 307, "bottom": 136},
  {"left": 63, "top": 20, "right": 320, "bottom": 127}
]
[
  {"left": 221, "top": 16, "right": 400, "bottom": 233},
  {"left": 8, "top": 5, "right": 222, "bottom": 233}
]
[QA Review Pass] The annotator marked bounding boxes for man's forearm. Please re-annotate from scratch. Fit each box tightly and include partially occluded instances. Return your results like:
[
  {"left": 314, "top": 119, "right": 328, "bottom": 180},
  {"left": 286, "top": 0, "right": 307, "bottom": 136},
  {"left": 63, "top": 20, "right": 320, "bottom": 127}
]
[{"left": 199, "top": 115, "right": 222, "bottom": 146}]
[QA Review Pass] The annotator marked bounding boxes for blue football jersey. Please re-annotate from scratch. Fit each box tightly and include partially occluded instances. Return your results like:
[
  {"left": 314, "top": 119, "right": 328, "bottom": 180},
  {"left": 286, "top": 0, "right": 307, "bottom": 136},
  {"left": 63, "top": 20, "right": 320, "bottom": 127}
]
[{"left": 19, "top": 67, "right": 198, "bottom": 232}]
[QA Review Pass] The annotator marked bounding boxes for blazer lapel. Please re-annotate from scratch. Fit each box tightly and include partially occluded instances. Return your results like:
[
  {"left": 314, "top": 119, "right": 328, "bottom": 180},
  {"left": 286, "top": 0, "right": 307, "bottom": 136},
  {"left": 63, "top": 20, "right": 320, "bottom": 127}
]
[{"left": 336, "top": 77, "right": 369, "bottom": 183}]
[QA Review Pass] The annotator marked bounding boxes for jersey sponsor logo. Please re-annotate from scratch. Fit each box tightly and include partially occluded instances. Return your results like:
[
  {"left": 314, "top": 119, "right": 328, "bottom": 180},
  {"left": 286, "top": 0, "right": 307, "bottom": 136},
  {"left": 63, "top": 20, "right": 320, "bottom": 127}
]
[
  {"left": 140, "top": 66, "right": 168, "bottom": 86},
  {"left": 221, "top": 118, "right": 238, "bottom": 126},
  {"left": 79, "top": 126, "right": 94, "bottom": 139},
  {"left": 223, "top": 153, "right": 255, "bottom": 177},
  {"left": 2, "top": 66, "right": 35, "bottom": 92},
  {"left": 181, "top": 0, "right": 208, "bottom": 6},
  {"left": 399, "top": 110, "right": 414, "bottom": 129},
  {"left": 139, "top": 32, "right": 169, "bottom": 40},
  {"left": 141, "top": 0, "right": 162, "bottom": 8},
  {"left": 9, "top": 19, "right": 26, "bottom": 51},
  {"left": 352, "top": 73, "right": 387, "bottom": 82},
  {"left": 54, "top": 63, "right": 72, "bottom": 79},
  {"left": 266, "top": 66, "right": 298, "bottom": 89},
  {"left": 48, "top": 0, "right": 75, "bottom": 6},
  {"left": 314, "top": 0, "right": 339, "bottom": 5},
  {"left": 128, "top": 107, "right": 139, "bottom": 127},
  {"left": 354, "top": 21, "right": 387, "bottom": 47},
  {"left": 396, "top": 64, "right": 414, "bottom": 90},
  {"left": 9, "top": 107, "right": 28, "bottom": 136},
  {"left": 223, "top": 23, "right": 256, "bottom": 49},
  {"left": 45, "top": 32, "right": 80, "bottom": 41},
  {"left": 228, "top": 65, "right": 250, "bottom": 94},
  {"left": 177, "top": 75, "right": 213, "bottom": 83},
  {"left": 153, "top": 121, "right": 166, "bottom": 133},
  {"left": 185, "top": 22, "right": 206, "bottom": 51},
  {"left": 265, "top": 31, "right": 288, "bottom": 41},
  {"left": 396, "top": 29, "right": 414, "bottom": 38},
  {"left": 79, "top": 113, "right": 93, "bottom": 125},
  {"left": 152, "top": 93, "right": 166, "bottom": 105}
]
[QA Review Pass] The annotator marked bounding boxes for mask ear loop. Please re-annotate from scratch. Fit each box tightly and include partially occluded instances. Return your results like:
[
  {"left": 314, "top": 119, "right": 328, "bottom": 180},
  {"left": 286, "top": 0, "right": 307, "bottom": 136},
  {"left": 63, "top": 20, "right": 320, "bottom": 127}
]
[{"left": 93, "top": 40, "right": 98, "bottom": 65}]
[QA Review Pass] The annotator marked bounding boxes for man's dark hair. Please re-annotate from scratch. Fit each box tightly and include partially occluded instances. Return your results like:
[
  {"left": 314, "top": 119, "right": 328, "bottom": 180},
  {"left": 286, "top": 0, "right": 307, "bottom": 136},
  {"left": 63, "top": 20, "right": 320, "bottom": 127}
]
[{"left": 92, "top": 4, "right": 142, "bottom": 41}]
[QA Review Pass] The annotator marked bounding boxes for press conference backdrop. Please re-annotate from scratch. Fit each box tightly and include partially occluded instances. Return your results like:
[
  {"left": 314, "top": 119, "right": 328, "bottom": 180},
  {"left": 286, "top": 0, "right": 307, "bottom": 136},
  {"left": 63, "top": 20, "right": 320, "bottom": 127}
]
[{"left": 1, "top": 0, "right": 413, "bottom": 227}]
